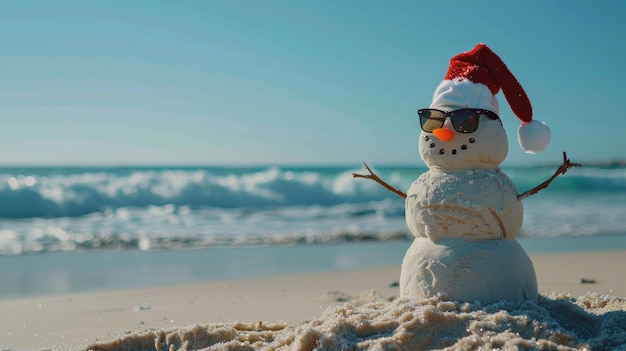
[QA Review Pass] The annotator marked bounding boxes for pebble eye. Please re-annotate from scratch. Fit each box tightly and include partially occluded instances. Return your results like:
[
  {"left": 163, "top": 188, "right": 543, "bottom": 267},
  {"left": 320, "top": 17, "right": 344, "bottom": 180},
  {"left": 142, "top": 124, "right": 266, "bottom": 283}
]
[{"left": 469, "top": 138, "right": 476, "bottom": 144}]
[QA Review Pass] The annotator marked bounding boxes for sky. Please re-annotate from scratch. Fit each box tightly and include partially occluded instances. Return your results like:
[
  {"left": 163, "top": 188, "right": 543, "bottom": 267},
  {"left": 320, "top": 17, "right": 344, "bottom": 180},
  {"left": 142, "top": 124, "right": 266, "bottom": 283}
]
[{"left": 1, "top": 1, "right": 625, "bottom": 166}]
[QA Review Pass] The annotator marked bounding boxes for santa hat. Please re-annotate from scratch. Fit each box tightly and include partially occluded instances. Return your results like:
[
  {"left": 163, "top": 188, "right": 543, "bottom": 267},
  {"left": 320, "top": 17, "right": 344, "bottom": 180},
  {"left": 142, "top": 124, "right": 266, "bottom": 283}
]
[{"left": 430, "top": 43, "right": 550, "bottom": 154}]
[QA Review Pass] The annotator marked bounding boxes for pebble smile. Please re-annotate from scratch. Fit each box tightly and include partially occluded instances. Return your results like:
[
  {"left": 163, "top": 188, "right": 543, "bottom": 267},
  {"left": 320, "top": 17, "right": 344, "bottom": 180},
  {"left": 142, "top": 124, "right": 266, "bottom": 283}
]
[{"left": 425, "top": 135, "right": 476, "bottom": 155}]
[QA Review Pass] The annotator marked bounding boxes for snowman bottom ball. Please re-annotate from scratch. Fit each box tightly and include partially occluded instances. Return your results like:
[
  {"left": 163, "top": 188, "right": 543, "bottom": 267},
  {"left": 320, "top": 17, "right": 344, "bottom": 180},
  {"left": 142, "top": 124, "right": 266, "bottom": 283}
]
[{"left": 400, "top": 237, "right": 538, "bottom": 304}]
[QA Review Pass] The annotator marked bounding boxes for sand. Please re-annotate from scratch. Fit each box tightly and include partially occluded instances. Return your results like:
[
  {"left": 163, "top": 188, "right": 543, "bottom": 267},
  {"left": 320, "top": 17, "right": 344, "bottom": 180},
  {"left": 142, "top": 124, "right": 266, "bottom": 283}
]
[{"left": 1, "top": 250, "right": 625, "bottom": 350}]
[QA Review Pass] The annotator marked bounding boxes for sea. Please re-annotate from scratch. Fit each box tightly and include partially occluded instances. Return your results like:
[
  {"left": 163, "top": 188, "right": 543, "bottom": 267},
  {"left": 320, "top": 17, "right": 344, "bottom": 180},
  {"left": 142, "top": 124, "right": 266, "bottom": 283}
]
[{"left": 1, "top": 163, "right": 626, "bottom": 299}]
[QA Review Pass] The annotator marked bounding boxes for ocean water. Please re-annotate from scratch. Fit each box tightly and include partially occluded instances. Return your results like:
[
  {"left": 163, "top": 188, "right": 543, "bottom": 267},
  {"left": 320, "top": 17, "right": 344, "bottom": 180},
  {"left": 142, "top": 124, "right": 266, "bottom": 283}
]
[
  {"left": 1, "top": 163, "right": 625, "bottom": 255},
  {"left": 1, "top": 164, "right": 626, "bottom": 298}
]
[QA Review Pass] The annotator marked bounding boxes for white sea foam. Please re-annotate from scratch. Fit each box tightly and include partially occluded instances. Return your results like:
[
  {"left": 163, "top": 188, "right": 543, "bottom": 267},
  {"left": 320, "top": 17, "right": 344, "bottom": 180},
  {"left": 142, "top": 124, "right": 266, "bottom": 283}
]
[{"left": 0, "top": 165, "right": 625, "bottom": 255}]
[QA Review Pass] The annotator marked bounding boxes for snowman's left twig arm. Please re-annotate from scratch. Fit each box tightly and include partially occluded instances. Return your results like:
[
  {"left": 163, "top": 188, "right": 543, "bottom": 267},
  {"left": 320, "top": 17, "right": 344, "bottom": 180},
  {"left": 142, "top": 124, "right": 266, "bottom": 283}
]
[
  {"left": 518, "top": 151, "right": 581, "bottom": 200},
  {"left": 353, "top": 163, "right": 407, "bottom": 199}
]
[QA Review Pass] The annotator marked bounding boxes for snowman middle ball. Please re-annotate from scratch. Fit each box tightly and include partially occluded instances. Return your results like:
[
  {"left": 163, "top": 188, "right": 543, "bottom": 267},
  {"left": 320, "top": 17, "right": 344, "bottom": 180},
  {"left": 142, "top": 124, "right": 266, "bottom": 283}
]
[{"left": 405, "top": 168, "right": 523, "bottom": 242}]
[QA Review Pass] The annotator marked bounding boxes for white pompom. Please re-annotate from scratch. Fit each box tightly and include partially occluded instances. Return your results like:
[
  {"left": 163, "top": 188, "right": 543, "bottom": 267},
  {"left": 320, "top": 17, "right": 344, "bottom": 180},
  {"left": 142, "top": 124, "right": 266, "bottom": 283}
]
[{"left": 518, "top": 120, "right": 550, "bottom": 154}]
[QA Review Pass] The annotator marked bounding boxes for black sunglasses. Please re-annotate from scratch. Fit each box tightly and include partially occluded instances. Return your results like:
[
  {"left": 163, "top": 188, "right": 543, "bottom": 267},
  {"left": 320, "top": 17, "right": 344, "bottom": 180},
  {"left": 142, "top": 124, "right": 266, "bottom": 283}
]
[{"left": 418, "top": 108, "right": 500, "bottom": 133}]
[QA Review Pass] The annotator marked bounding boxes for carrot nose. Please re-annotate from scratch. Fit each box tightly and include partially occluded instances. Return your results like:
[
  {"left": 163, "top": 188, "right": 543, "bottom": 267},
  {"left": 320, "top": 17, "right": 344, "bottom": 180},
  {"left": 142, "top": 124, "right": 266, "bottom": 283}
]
[{"left": 432, "top": 128, "right": 454, "bottom": 141}]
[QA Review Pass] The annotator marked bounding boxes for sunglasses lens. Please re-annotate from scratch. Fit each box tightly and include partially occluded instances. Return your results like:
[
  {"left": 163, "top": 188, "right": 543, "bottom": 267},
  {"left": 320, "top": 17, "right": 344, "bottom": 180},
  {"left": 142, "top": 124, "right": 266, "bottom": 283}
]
[
  {"left": 452, "top": 111, "right": 480, "bottom": 133},
  {"left": 419, "top": 110, "right": 445, "bottom": 132}
]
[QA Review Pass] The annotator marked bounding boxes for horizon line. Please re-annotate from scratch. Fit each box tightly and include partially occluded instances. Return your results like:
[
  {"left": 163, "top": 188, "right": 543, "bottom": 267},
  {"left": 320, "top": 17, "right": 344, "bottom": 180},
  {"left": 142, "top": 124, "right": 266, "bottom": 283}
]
[{"left": 0, "top": 158, "right": 621, "bottom": 169}]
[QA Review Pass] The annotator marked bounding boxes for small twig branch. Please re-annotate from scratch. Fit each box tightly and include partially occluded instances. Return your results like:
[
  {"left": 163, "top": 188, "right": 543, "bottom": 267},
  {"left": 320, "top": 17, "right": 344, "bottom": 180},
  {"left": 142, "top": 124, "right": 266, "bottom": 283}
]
[
  {"left": 353, "top": 163, "right": 407, "bottom": 199},
  {"left": 518, "top": 151, "right": 581, "bottom": 200}
]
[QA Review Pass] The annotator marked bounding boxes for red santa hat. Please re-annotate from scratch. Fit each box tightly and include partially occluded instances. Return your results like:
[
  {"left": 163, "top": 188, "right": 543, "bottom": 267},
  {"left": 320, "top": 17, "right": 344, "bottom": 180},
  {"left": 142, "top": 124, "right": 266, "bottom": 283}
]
[{"left": 429, "top": 43, "right": 550, "bottom": 154}]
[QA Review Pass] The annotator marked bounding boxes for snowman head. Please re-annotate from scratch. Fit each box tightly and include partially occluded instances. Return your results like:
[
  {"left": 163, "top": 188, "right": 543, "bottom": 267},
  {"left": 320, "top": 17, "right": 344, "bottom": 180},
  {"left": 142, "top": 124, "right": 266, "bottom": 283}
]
[
  {"left": 418, "top": 43, "right": 551, "bottom": 172},
  {"left": 419, "top": 79, "right": 508, "bottom": 171}
]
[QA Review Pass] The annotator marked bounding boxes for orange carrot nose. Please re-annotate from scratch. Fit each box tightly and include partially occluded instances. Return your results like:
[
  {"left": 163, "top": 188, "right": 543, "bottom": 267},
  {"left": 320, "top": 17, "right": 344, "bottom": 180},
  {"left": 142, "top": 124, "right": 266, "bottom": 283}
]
[{"left": 432, "top": 128, "right": 454, "bottom": 141}]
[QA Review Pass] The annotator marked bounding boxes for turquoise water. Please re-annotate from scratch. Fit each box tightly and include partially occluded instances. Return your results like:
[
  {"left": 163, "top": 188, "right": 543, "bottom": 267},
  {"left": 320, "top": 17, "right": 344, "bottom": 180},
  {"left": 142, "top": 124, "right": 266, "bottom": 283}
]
[{"left": 1, "top": 164, "right": 625, "bottom": 255}]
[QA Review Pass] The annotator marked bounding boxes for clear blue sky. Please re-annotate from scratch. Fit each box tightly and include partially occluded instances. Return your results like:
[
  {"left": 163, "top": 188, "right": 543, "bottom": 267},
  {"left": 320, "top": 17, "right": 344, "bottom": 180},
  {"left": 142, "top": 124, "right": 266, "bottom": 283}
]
[{"left": 2, "top": 1, "right": 625, "bottom": 166}]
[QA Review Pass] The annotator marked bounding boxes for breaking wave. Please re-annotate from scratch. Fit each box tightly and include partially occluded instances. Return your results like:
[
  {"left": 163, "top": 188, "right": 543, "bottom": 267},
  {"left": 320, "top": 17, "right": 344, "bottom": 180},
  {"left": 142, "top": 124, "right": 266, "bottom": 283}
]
[{"left": 0, "top": 164, "right": 624, "bottom": 255}]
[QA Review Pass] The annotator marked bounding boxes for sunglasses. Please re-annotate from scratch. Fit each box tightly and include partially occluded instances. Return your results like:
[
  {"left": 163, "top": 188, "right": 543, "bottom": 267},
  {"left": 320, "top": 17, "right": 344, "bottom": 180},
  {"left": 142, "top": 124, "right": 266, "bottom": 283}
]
[{"left": 418, "top": 108, "right": 500, "bottom": 133}]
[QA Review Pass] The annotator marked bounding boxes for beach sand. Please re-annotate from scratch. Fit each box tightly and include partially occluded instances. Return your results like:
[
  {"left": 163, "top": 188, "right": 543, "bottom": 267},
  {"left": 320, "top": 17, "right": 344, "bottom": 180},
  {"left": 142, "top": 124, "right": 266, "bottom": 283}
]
[{"left": 1, "top": 250, "right": 625, "bottom": 350}]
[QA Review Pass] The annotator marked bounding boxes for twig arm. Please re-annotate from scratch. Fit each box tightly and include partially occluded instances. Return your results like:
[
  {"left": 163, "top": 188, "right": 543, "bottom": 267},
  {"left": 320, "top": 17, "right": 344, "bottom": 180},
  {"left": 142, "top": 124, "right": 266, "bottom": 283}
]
[
  {"left": 518, "top": 151, "right": 581, "bottom": 200},
  {"left": 353, "top": 163, "right": 407, "bottom": 199}
]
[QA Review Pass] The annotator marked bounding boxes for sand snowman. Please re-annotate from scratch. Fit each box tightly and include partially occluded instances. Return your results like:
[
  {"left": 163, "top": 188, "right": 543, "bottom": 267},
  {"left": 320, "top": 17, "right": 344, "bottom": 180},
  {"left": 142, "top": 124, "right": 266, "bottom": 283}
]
[{"left": 355, "top": 44, "right": 578, "bottom": 304}]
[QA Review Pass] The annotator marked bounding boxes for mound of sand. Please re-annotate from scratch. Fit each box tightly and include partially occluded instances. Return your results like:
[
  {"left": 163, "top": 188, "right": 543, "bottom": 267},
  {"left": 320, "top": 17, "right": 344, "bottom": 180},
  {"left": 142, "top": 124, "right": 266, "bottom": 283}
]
[{"left": 86, "top": 292, "right": 626, "bottom": 351}]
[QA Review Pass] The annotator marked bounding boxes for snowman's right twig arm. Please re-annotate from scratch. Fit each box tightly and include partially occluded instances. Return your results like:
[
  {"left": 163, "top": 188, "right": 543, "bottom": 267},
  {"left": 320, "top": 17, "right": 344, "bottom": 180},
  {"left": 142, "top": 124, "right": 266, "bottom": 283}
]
[
  {"left": 518, "top": 151, "right": 581, "bottom": 200},
  {"left": 353, "top": 163, "right": 407, "bottom": 199}
]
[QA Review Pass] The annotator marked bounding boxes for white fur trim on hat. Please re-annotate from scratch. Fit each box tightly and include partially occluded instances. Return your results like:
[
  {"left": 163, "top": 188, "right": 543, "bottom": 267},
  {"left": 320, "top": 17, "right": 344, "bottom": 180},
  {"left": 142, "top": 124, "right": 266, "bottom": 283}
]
[
  {"left": 518, "top": 120, "right": 550, "bottom": 154},
  {"left": 430, "top": 78, "right": 499, "bottom": 113}
]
